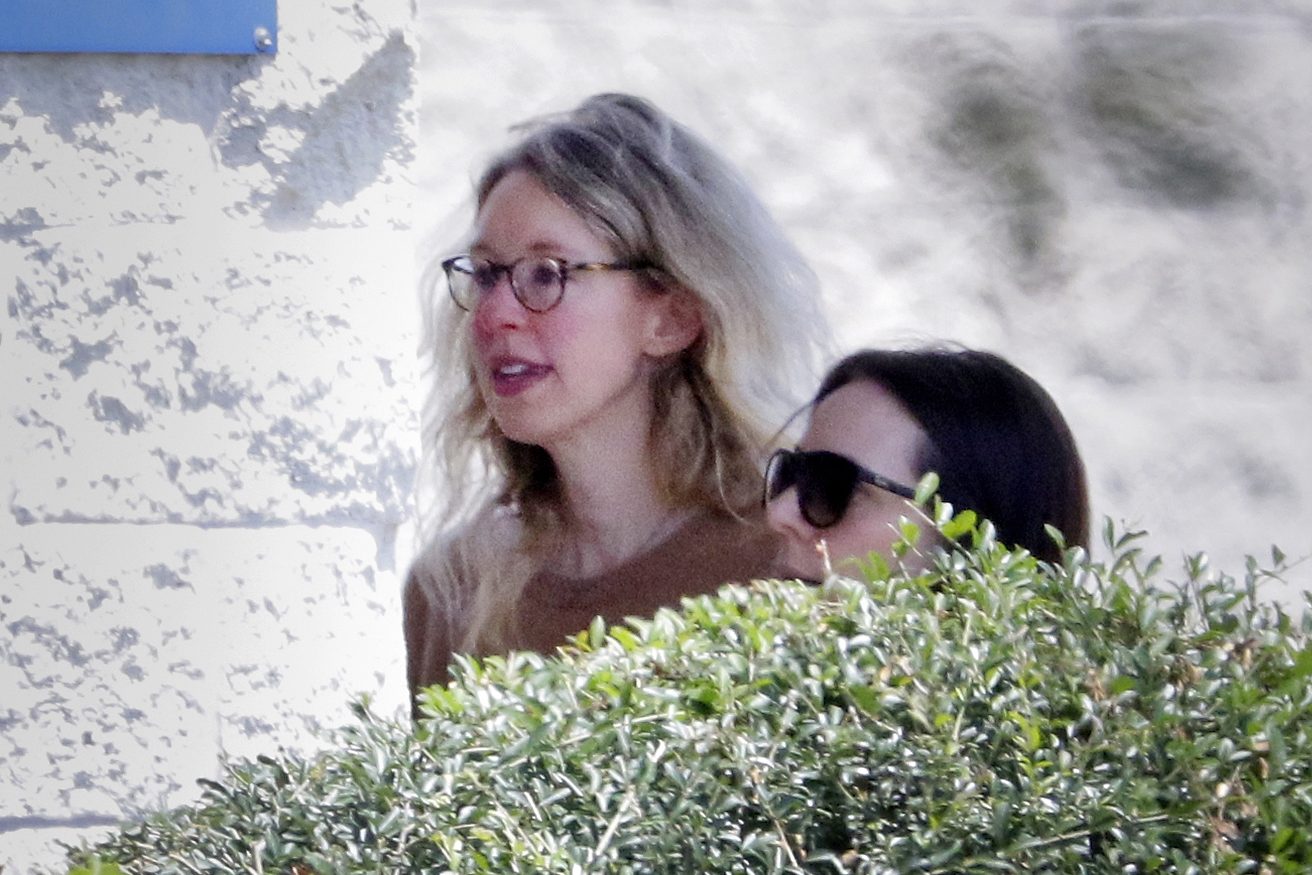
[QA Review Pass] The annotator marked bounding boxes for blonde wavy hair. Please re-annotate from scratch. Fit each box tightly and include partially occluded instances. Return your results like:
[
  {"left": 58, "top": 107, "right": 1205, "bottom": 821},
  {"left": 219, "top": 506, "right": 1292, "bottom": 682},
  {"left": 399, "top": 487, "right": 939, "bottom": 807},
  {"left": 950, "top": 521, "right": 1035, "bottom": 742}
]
[{"left": 415, "top": 93, "right": 830, "bottom": 654}]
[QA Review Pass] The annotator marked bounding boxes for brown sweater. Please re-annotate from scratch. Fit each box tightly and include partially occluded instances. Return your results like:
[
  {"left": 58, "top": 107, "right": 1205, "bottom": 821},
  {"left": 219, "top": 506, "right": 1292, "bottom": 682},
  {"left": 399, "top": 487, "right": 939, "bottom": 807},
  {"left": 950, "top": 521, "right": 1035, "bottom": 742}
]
[{"left": 404, "top": 510, "right": 781, "bottom": 714}]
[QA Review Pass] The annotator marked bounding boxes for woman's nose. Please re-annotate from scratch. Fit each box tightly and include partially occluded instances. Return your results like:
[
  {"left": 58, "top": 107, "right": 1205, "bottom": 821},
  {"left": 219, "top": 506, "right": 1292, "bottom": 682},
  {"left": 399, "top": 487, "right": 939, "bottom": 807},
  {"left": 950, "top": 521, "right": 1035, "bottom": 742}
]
[
  {"left": 765, "top": 486, "right": 812, "bottom": 539},
  {"left": 471, "top": 273, "right": 526, "bottom": 335}
]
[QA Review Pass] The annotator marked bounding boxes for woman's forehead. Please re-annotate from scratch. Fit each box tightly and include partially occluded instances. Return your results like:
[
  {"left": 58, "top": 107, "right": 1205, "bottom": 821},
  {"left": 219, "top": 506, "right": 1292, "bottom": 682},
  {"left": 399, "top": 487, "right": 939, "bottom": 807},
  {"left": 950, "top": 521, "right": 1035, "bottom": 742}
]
[
  {"left": 803, "top": 380, "right": 925, "bottom": 476},
  {"left": 472, "top": 170, "right": 609, "bottom": 260}
]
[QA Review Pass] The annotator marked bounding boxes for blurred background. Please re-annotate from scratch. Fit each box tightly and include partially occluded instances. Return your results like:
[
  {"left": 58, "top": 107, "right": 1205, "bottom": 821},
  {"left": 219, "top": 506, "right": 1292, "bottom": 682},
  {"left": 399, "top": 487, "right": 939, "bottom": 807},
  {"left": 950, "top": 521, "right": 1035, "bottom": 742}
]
[{"left": 419, "top": 1, "right": 1311, "bottom": 601}]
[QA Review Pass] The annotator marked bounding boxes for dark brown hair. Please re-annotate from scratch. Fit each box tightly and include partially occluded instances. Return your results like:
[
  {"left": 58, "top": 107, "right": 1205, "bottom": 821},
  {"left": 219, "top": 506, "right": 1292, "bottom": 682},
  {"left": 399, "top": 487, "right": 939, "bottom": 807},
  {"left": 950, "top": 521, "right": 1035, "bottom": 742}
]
[{"left": 816, "top": 347, "right": 1090, "bottom": 562}]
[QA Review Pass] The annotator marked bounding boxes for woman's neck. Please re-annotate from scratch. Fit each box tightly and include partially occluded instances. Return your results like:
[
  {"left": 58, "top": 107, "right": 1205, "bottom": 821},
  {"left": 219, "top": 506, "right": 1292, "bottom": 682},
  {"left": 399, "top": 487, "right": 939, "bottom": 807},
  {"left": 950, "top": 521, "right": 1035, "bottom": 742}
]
[{"left": 544, "top": 429, "right": 693, "bottom": 579}]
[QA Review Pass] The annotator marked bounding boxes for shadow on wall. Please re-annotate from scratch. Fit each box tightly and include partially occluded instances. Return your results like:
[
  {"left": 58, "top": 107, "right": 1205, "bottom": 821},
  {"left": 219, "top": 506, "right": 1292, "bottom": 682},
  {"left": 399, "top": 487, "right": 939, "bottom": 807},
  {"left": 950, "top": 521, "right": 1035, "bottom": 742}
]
[
  {"left": 252, "top": 31, "right": 416, "bottom": 228},
  {"left": 0, "top": 29, "right": 414, "bottom": 233}
]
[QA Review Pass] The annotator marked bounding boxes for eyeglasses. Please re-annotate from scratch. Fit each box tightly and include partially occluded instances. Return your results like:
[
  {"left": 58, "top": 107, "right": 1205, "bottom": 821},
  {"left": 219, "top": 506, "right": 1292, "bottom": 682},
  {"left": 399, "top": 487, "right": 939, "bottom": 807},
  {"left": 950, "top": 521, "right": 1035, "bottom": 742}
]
[
  {"left": 441, "top": 254, "right": 651, "bottom": 314},
  {"left": 763, "top": 448, "right": 917, "bottom": 529}
]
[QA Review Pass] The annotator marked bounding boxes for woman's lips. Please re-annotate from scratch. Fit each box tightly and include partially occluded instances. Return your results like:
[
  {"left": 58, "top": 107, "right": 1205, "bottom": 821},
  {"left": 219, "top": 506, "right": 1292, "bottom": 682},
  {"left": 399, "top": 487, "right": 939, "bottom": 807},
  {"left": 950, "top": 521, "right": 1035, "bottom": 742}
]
[{"left": 489, "top": 359, "right": 552, "bottom": 397}]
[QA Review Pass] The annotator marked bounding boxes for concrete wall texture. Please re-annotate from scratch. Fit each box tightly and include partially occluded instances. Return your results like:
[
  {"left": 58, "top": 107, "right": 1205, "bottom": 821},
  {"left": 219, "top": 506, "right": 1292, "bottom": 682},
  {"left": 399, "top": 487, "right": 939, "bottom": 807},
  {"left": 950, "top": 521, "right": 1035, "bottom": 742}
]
[
  {"left": 1, "top": 0, "right": 418, "bottom": 869},
  {"left": 3, "top": 1, "right": 1310, "bottom": 871}
]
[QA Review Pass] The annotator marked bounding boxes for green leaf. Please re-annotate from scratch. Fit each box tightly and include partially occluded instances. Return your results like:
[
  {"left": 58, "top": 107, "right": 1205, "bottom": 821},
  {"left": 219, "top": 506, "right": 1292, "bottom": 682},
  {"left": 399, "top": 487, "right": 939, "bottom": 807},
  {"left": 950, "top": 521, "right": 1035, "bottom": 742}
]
[
  {"left": 847, "top": 684, "right": 880, "bottom": 715},
  {"left": 1109, "top": 675, "right": 1136, "bottom": 696},
  {"left": 588, "top": 615, "right": 607, "bottom": 650},
  {"left": 67, "top": 862, "right": 126, "bottom": 875},
  {"left": 913, "top": 470, "right": 940, "bottom": 506},
  {"left": 940, "top": 509, "right": 979, "bottom": 542}
]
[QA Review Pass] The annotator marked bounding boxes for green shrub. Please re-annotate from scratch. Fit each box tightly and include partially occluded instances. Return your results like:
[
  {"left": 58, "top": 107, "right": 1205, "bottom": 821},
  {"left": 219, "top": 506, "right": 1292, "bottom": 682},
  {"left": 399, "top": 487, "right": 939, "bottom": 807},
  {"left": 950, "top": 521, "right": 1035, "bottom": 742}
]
[{"left": 65, "top": 523, "right": 1310, "bottom": 874}]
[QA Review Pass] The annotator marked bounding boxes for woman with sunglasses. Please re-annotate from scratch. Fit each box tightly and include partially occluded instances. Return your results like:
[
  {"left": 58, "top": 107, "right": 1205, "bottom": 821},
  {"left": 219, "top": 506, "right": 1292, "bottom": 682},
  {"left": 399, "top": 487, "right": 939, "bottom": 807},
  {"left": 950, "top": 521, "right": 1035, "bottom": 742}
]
[
  {"left": 765, "top": 347, "right": 1089, "bottom": 581},
  {"left": 404, "top": 93, "right": 829, "bottom": 713}
]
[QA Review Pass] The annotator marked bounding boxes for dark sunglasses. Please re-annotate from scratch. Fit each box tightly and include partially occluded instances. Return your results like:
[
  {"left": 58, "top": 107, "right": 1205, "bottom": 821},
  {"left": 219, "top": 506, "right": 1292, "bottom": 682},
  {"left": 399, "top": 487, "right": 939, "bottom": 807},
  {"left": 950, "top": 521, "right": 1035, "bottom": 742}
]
[{"left": 763, "top": 448, "right": 917, "bottom": 529}]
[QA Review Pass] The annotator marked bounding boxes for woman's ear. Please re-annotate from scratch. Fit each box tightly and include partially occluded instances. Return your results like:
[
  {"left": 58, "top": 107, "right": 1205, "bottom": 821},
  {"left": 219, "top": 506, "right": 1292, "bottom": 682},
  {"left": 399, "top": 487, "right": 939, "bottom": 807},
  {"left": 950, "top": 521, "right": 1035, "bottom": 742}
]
[{"left": 642, "top": 287, "right": 704, "bottom": 357}]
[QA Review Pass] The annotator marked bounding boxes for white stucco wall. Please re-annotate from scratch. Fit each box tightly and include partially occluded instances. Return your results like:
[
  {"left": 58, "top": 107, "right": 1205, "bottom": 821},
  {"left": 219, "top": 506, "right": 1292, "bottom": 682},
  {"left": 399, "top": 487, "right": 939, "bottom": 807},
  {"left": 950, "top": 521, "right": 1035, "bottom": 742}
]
[
  {"left": 1, "top": 1, "right": 418, "bottom": 870},
  {"left": 3, "top": 1, "right": 1311, "bottom": 872}
]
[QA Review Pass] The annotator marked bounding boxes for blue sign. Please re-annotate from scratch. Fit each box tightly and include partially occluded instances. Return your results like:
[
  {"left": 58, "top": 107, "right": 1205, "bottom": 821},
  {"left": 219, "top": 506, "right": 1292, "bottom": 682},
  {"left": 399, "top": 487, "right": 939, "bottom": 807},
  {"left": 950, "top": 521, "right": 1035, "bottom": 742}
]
[{"left": 1, "top": 0, "right": 277, "bottom": 55}]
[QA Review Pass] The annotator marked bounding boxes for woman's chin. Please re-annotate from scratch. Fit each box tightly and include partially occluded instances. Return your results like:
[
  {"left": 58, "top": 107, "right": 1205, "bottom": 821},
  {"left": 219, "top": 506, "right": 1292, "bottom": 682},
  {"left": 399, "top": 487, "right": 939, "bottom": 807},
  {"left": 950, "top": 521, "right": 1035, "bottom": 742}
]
[{"left": 489, "top": 413, "right": 552, "bottom": 449}]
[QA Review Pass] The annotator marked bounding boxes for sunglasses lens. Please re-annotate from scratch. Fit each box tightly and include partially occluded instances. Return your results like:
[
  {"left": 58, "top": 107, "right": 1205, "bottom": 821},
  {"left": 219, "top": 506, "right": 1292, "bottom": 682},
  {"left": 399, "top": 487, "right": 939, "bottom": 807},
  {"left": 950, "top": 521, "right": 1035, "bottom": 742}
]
[
  {"left": 764, "top": 451, "right": 794, "bottom": 502},
  {"left": 765, "top": 450, "right": 859, "bottom": 529},
  {"left": 798, "top": 452, "right": 859, "bottom": 529}
]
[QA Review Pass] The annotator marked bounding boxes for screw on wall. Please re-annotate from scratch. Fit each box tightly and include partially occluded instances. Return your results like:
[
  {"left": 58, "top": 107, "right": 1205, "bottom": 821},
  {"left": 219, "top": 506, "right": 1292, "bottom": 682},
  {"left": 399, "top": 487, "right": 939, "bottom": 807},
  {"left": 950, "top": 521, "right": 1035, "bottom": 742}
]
[{"left": 253, "top": 27, "right": 275, "bottom": 53}]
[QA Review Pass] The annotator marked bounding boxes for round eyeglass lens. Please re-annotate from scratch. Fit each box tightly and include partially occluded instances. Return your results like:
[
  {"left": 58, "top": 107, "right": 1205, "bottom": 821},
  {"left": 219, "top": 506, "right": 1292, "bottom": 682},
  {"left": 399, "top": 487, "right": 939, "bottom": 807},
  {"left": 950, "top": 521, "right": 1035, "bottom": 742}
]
[
  {"left": 513, "top": 258, "right": 566, "bottom": 312},
  {"left": 442, "top": 257, "right": 482, "bottom": 310},
  {"left": 467, "top": 260, "right": 499, "bottom": 299}
]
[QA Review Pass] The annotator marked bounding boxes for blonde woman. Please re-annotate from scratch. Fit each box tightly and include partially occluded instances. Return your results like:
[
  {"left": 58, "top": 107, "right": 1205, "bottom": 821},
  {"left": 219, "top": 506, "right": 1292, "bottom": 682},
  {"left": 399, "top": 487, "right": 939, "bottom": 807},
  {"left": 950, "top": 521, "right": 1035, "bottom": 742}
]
[{"left": 405, "top": 93, "right": 829, "bottom": 713}]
